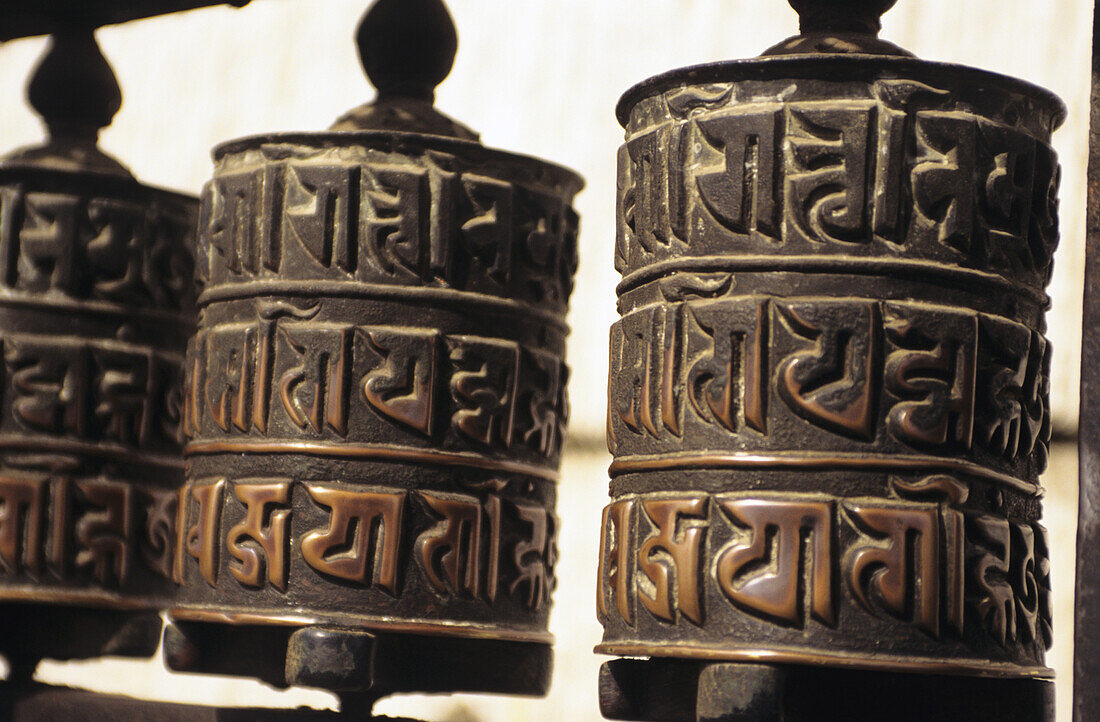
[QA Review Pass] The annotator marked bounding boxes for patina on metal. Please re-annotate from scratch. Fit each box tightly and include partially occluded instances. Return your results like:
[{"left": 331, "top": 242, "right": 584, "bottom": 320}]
[
  {"left": 164, "top": 0, "right": 583, "bottom": 704},
  {"left": 0, "top": 32, "right": 197, "bottom": 670},
  {"left": 1076, "top": 3, "right": 1100, "bottom": 721},
  {"left": 600, "top": 0, "right": 1063, "bottom": 718}
]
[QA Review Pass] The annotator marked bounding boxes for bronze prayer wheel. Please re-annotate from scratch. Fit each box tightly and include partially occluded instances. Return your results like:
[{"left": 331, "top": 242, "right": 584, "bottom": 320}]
[
  {"left": 0, "top": 33, "right": 197, "bottom": 668},
  {"left": 165, "top": 0, "right": 583, "bottom": 698},
  {"left": 598, "top": 0, "right": 1063, "bottom": 716}
]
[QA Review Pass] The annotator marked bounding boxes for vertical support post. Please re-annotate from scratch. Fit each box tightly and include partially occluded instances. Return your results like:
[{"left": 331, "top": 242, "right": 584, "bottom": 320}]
[{"left": 1076, "top": 3, "right": 1100, "bottom": 720}]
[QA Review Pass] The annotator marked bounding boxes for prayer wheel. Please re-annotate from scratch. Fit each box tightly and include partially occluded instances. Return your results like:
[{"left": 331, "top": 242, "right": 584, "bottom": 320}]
[
  {"left": 164, "top": 0, "right": 583, "bottom": 699},
  {"left": 0, "top": 32, "right": 197, "bottom": 669},
  {"left": 598, "top": 1, "right": 1063, "bottom": 718}
]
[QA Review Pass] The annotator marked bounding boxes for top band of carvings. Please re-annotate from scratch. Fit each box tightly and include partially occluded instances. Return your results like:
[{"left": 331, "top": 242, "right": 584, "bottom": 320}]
[
  {"left": 0, "top": 177, "right": 197, "bottom": 319},
  {"left": 615, "top": 78, "right": 1061, "bottom": 296},
  {"left": 197, "top": 140, "right": 582, "bottom": 316}
]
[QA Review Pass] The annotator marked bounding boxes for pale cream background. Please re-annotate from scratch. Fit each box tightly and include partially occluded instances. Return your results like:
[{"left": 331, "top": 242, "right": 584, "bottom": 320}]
[{"left": 0, "top": 1, "right": 1091, "bottom": 720}]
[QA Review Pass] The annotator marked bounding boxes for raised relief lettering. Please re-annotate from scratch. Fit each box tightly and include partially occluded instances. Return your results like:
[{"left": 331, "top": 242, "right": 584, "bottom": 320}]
[
  {"left": 277, "top": 324, "right": 354, "bottom": 435},
  {"left": 695, "top": 108, "right": 781, "bottom": 240},
  {"left": 7, "top": 337, "right": 90, "bottom": 437},
  {"left": 177, "top": 480, "right": 224, "bottom": 587},
  {"left": 776, "top": 300, "right": 881, "bottom": 440},
  {"left": 517, "top": 348, "right": 566, "bottom": 457},
  {"left": 285, "top": 164, "right": 359, "bottom": 275},
  {"left": 91, "top": 346, "right": 156, "bottom": 446},
  {"left": 1011, "top": 522, "right": 1039, "bottom": 645},
  {"left": 685, "top": 299, "right": 769, "bottom": 433},
  {"left": 359, "top": 327, "right": 438, "bottom": 435},
  {"left": 75, "top": 479, "right": 132, "bottom": 587},
  {"left": 0, "top": 476, "right": 46, "bottom": 575},
  {"left": 227, "top": 482, "right": 292, "bottom": 591},
  {"left": 85, "top": 199, "right": 146, "bottom": 304},
  {"left": 301, "top": 484, "right": 405, "bottom": 595},
  {"left": 19, "top": 193, "right": 84, "bottom": 295},
  {"left": 140, "top": 487, "right": 176, "bottom": 580},
  {"left": 637, "top": 497, "right": 708, "bottom": 625},
  {"left": 846, "top": 502, "right": 945, "bottom": 636},
  {"left": 715, "top": 498, "right": 834, "bottom": 626},
  {"left": 884, "top": 305, "right": 977, "bottom": 449},
  {"left": 978, "top": 121, "right": 1035, "bottom": 275},
  {"left": 460, "top": 175, "right": 513, "bottom": 288},
  {"left": 365, "top": 165, "right": 429, "bottom": 281},
  {"left": 510, "top": 502, "right": 555, "bottom": 609},
  {"left": 967, "top": 513, "right": 1015, "bottom": 645},
  {"left": 598, "top": 499, "right": 635, "bottom": 625},
  {"left": 910, "top": 112, "right": 977, "bottom": 254},
  {"left": 610, "top": 308, "right": 663, "bottom": 439},
  {"left": 784, "top": 103, "right": 872, "bottom": 244},
  {"left": 447, "top": 336, "right": 520, "bottom": 448},
  {"left": 977, "top": 315, "right": 1030, "bottom": 460},
  {"left": 416, "top": 492, "right": 488, "bottom": 599}
]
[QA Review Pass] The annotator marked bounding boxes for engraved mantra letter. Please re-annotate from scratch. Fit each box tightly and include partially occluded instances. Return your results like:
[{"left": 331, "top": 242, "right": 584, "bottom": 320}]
[
  {"left": 75, "top": 479, "right": 133, "bottom": 587},
  {"left": 360, "top": 326, "right": 438, "bottom": 435},
  {"left": 715, "top": 498, "right": 834, "bottom": 626},
  {"left": 227, "top": 482, "right": 292, "bottom": 591},
  {"left": 301, "top": 484, "right": 405, "bottom": 595},
  {"left": 777, "top": 300, "right": 881, "bottom": 440},
  {"left": 177, "top": 480, "right": 225, "bottom": 587},
  {"left": 846, "top": 502, "right": 948, "bottom": 637},
  {"left": 598, "top": 499, "right": 635, "bottom": 625},
  {"left": 637, "top": 497, "right": 708, "bottom": 625},
  {"left": 0, "top": 476, "right": 45, "bottom": 574}
]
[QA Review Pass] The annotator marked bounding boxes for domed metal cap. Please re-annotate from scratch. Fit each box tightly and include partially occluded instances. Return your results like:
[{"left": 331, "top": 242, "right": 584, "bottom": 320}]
[
  {"left": 765, "top": 0, "right": 912, "bottom": 56},
  {"left": 331, "top": 0, "right": 478, "bottom": 139},
  {"left": 3, "top": 30, "right": 133, "bottom": 176}
]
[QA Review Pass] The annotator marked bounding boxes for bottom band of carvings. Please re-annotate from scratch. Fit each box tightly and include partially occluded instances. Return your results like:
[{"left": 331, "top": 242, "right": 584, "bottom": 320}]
[
  {"left": 168, "top": 606, "right": 555, "bottom": 644},
  {"left": 594, "top": 643, "right": 1054, "bottom": 680}
]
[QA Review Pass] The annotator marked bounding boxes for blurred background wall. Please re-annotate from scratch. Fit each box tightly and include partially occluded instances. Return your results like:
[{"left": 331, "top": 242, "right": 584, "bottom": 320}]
[{"left": 0, "top": 0, "right": 1091, "bottom": 720}]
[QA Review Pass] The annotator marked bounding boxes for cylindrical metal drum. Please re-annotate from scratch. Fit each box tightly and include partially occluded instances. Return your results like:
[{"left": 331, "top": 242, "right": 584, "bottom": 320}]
[
  {"left": 166, "top": 0, "right": 583, "bottom": 697},
  {"left": 598, "top": 10, "right": 1064, "bottom": 693},
  {"left": 0, "top": 33, "right": 196, "bottom": 666}
]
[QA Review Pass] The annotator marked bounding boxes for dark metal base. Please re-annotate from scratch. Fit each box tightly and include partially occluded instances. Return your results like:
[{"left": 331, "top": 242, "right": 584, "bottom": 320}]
[
  {"left": 0, "top": 603, "right": 162, "bottom": 675},
  {"left": 164, "top": 622, "right": 553, "bottom": 699},
  {"left": 599, "top": 659, "right": 1054, "bottom": 722},
  {"left": 0, "top": 682, "right": 424, "bottom": 721}
]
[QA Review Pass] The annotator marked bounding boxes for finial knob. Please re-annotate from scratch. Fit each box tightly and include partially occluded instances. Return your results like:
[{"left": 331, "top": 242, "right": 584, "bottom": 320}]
[
  {"left": 357, "top": 0, "right": 458, "bottom": 102},
  {"left": 332, "top": 0, "right": 477, "bottom": 139},
  {"left": 789, "top": 0, "right": 898, "bottom": 35},
  {"left": 5, "top": 30, "right": 131, "bottom": 176},
  {"left": 764, "top": 0, "right": 909, "bottom": 56}
]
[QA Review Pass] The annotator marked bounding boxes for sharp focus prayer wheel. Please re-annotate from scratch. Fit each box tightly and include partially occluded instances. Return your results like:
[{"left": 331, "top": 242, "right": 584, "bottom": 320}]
[
  {"left": 165, "top": 0, "right": 582, "bottom": 697},
  {"left": 598, "top": 0, "right": 1064, "bottom": 717},
  {"left": 0, "top": 33, "right": 197, "bottom": 668}
]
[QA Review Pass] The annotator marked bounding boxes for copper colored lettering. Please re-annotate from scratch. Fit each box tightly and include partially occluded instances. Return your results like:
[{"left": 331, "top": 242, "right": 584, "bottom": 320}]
[
  {"left": 715, "top": 498, "right": 834, "bottom": 626},
  {"left": 301, "top": 484, "right": 405, "bottom": 595},
  {"left": 637, "top": 497, "right": 708, "bottom": 625},
  {"left": 227, "top": 482, "right": 292, "bottom": 591},
  {"left": 416, "top": 492, "right": 485, "bottom": 598},
  {"left": 598, "top": 499, "right": 635, "bottom": 625},
  {"left": 75, "top": 479, "right": 133, "bottom": 587},
  {"left": 0, "top": 476, "right": 46, "bottom": 575}
]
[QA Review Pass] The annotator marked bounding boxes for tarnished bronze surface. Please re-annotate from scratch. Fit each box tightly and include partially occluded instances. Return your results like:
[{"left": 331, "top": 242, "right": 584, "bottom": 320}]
[
  {"left": 166, "top": 0, "right": 582, "bottom": 698},
  {"left": 0, "top": 32, "right": 196, "bottom": 666},
  {"left": 599, "top": 1, "right": 1063, "bottom": 716}
]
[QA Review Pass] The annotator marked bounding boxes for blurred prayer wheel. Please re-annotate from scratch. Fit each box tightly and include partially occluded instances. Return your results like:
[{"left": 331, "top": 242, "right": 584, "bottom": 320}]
[
  {"left": 0, "top": 32, "right": 197, "bottom": 668},
  {"left": 165, "top": 0, "right": 583, "bottom": 698},
  {"left": 598, "top": 0, "right": 1063, "bottom": 718}
]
